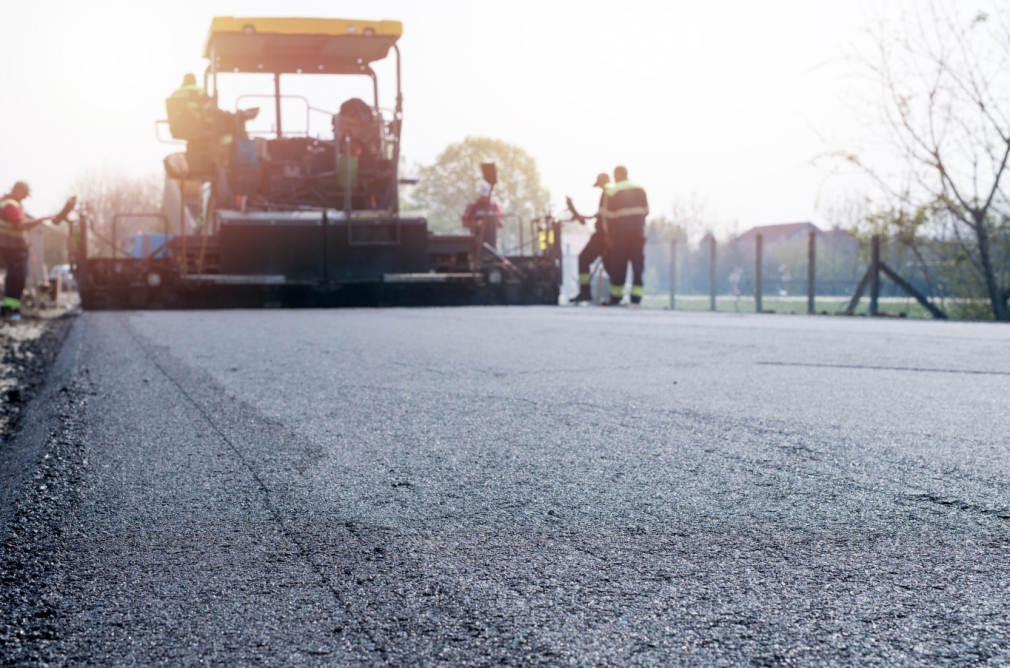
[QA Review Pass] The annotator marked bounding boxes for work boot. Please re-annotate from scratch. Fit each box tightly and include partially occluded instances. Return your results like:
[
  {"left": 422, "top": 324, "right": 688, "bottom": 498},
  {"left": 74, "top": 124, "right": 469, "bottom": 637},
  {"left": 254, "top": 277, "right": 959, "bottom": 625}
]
[
  {"left": 630, "top": 296, "right": 642, "bottom": 306},
  {"left": 570, "top": 285, "right": 593, "bottom": 303},
  {"left": 604, "top": 295, "right": 622, "bottom": 306}
]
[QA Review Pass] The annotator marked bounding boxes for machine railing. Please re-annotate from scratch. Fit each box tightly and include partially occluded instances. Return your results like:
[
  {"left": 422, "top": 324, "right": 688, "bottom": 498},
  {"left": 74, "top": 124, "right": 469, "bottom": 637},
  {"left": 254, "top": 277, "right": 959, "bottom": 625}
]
[
  {"left": 235, "top": 94, "right": 329, "bottom": 138},
  {"left": 111, "top": 213, "right": 172, "bottom": 260}
]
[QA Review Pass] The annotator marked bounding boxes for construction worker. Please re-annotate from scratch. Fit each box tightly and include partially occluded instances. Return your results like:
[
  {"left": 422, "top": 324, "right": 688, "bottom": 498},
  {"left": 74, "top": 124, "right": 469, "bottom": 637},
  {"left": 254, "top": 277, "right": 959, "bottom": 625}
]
[
  {"left": 171, "top": 73, "right": 208, "bottom": 111},
  {"left": 567, "top": 173, "right": 611, "bottom": 303},
  {"left": 602, "top": 166, "right": 649, "bottom": 305},
  {"left": 167, "top": 73, "right": 241, "bottom": 176},
  {"left": 462, "top": 182, "right": 504, "bottom": 250},
  {"left": 0, "top": 182, "right": 52, "bottom": 320}
]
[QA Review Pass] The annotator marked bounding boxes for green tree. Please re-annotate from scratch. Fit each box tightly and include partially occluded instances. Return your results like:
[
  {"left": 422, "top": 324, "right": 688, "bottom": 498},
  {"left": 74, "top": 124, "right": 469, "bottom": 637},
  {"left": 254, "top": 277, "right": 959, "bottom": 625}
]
[{"left": 409, "top": 137, "right": 550, "bottom": 239}]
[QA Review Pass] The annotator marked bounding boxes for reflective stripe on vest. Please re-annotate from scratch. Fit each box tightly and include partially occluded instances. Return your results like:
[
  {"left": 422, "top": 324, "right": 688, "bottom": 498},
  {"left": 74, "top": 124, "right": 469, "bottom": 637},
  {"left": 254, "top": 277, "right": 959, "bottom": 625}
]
[
  {"left": 607, "top": 206, "right": 649, "bottom": 219},
  {"left": 603, "top": 180, "right": 645, "bottom": 197},
  {"left": 0, "top": 198, "right": 25, "bottom": 240}
]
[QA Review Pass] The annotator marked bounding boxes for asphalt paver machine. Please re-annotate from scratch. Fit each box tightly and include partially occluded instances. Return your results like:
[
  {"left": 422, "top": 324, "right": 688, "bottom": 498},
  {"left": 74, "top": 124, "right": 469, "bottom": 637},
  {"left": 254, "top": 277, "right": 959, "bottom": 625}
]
[{"left": 77, "top": 17, "right": 561, "bottom": 309}]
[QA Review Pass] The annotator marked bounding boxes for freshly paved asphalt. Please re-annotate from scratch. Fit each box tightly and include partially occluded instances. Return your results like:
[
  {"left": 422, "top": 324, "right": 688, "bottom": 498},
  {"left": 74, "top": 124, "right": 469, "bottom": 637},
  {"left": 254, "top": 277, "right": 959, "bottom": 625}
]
[{"left": 4, "top": 307, "right": 1010, "bottom": 665}]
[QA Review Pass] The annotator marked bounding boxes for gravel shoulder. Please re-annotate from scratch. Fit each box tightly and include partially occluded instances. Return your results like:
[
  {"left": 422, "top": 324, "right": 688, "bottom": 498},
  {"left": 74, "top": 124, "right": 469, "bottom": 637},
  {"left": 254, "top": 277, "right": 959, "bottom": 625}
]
[
  {"left": 0, "top": 313, "right": 76, "bottom": 434},
  {"left": 0, "top": 312, "right": 76, "bottom": 533}
]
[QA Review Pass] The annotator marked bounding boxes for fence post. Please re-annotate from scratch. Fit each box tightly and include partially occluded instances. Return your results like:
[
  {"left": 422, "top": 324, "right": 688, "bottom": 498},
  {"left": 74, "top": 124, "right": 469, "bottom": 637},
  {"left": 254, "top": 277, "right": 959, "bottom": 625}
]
[
  {"left": 870, "top": 234, "right": 880, "bottom": 316},
  {"left": 755, "top": 234, "right": 763, "bottom": 313},
  {"left": 807, "top": 230, "right": 816, "bottom": 315},
  {"left": 709, "top": 235, "right": 717, "bottom": 312},
  {"left": 669, "top": 238, "right": 677, "bottom": 310}
]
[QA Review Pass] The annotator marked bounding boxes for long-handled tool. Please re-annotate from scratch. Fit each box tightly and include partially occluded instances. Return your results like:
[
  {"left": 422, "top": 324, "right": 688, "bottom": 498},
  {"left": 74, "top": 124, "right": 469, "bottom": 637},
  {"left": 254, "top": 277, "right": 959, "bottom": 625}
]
[
  {"left": 27, "top": 194, "right": 77, "bottom": 231},
  {"left": 52, "top": 195, "right": 78, "bottom": 224}
]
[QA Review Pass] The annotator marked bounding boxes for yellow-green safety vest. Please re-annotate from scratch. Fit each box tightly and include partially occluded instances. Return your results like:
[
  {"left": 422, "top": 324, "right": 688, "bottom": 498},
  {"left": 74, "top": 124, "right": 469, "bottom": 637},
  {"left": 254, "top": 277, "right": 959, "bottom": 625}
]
[{"left": 171, "top": 84, "right": 207, "bottom": 98}]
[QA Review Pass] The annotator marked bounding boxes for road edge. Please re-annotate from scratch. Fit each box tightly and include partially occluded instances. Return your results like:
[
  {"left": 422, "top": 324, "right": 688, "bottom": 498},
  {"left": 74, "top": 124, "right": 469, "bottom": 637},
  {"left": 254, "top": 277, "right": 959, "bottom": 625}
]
[
  {"left": 0, "top": 315, "right": 82, "bottom": 542},
  {"left": 0, "top": 314, "right": 89, "bottom": 664}
]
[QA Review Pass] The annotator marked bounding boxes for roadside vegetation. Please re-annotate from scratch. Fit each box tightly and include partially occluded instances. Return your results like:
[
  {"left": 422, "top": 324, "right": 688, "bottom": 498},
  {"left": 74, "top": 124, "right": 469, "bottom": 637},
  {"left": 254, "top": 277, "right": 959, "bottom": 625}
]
[
  {"left": 407, "top": 137, "right": 550, "bottom": 238},
  {"left": 837, "top": 1, "right": 1010, "bottom": 321},
  {"left": 73, "top": 168, "right": 162, "bottom": 259}
]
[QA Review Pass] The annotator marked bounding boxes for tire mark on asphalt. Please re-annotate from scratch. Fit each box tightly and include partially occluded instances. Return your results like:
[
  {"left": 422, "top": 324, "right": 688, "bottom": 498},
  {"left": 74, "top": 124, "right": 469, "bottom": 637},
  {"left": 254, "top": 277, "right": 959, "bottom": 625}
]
[{"left": 114, "top": 314, "right": 368, "bottom": 639}]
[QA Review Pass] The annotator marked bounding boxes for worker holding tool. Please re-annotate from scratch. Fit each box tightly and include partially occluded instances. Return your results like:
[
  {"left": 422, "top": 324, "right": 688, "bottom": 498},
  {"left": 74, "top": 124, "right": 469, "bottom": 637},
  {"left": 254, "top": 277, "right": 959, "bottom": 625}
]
[
  {"left": 0, "top": 182, "right": 67, "bottom": 320},
  {"left": 602, "top": 166, "right": 649, "bottom": 305},
  {"left": 567, "top": 172, "right": 611, "bottom": 303},
  {"left": 462, "top": 182, "right": 504, "bottom": 251}
]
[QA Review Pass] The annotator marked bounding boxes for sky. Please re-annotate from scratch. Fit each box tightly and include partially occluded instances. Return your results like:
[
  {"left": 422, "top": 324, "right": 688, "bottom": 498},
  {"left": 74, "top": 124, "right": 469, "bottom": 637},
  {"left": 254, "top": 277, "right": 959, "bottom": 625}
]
[{"left": 0, "top": 0, "right": 886, "bottom": 234}]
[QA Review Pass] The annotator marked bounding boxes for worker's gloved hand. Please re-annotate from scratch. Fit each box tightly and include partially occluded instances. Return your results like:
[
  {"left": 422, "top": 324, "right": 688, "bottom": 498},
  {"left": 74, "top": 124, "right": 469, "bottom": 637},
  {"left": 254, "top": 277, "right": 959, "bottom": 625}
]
[
  {"left": 565, "top": 196, "right": 586, "bottom": 225},
  {"left": 52, "top": 195, "right": 78, "bottom": 224}
]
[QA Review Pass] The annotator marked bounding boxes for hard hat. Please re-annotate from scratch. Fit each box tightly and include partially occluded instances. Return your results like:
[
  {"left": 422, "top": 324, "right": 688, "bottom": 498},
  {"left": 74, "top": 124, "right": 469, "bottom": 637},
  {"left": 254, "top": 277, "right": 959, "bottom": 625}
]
[
  {"left": 478, "top": 182, "right": 492, "bottom": 198},
  {"left": 593, "top": 173, "right": 610, "bottom": 188},
  {"left": 182, "top": 73, "right": 197, "bottom": 86}
]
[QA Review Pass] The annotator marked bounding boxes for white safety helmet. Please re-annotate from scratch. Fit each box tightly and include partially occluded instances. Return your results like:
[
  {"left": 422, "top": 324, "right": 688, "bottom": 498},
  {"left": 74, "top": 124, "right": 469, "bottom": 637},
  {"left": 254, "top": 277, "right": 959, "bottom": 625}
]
[{"left": 477, "top": 181, "right": 492, "bottom": 198}]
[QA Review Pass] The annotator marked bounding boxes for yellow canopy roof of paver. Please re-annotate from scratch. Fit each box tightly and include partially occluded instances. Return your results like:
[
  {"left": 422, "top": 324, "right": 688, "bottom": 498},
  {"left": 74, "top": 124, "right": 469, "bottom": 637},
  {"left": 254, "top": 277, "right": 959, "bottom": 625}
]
[{"left": 204, "top": 17, "right": 403, "bottom": 74}]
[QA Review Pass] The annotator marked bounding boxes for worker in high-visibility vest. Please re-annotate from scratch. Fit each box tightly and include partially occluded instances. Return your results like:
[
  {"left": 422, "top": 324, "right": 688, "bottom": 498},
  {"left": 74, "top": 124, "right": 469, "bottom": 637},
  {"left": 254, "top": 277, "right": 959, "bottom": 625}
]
[
  {"left": 171, "top": 73, "right": 210, "bottom": 118},
  {"left": 167, "top": 73, "right": 216, "bottom": 141},
  {"left": 0, "top": 182, "right": 52, "bottom": 320},
  {"left": 602, "top": 166, "right": 649, "bottom": 305}
]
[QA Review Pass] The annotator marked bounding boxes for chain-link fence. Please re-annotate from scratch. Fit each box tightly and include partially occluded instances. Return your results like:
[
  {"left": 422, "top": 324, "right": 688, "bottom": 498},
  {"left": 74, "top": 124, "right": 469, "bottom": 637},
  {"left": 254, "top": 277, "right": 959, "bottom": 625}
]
[{"left": 562, "top": 226, "right": 963, "bottom": 318}]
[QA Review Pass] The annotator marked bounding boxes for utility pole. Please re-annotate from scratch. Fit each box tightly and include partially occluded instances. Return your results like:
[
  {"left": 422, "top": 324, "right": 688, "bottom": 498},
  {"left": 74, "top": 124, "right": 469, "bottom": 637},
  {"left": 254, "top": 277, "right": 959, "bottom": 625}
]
[
  {"left": 709, "top": 235, "right": 717, "bottom": 312},
  {"left": 869, "top": 234, "right": 880, "bottom": 316},
  {"left": 669, "top": 238, "right": 677, "bottom": 310},
  {"left": 755, "top": 234, "right": 763, "bottom": 313},
  {"left": 807, "top": 230, "right": 816, "bottom": 315}
]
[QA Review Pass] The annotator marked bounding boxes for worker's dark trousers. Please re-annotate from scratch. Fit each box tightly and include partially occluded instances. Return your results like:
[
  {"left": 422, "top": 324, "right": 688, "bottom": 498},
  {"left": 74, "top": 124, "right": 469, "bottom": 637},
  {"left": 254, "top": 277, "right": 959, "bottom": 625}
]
[
  {"left": 0, "top": 245, "right": 28, "bottom": 308},
  {"left": 606, "top": 232, "right": 645, "bottom": 303},
  {"left": 578, "top": 231, "right": 611, "bottom": 285},
  {"left": 471, "top": 223, "right": 498, "bottom": 251},
  {"left": 482, "top": 224, "right": 497, "bottom": 251}
]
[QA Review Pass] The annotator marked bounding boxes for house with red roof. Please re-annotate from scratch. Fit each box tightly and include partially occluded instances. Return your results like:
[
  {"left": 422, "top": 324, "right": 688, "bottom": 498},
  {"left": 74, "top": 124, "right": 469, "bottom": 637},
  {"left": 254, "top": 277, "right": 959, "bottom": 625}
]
[{"left": 737, "top": 222, "right": 822, "bottom": 245}]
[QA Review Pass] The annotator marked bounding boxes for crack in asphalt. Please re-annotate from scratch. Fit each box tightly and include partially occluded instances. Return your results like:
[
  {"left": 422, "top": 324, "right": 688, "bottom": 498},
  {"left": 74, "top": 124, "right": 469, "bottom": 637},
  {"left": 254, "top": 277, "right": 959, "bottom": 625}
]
[
  {"left": 906, "top": 491, "right": 1010, "bottom": 520},
  {"left": 758, "top": 361, "right": 1010, "bottom": 376}
]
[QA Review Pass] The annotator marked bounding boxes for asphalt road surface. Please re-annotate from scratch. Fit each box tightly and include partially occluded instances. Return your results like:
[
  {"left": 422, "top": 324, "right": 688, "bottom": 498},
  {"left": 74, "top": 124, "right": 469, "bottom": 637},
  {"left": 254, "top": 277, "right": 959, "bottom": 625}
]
[{"left": 3, "top": 308, "right": 1010, "bottom": 665}]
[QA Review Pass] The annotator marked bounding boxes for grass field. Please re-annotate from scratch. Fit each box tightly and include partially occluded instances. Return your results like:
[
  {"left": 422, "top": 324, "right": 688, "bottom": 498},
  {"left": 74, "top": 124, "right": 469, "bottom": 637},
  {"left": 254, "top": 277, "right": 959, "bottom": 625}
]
[{"left": 638, "top": 294, "right": 939, "bottom": 319}]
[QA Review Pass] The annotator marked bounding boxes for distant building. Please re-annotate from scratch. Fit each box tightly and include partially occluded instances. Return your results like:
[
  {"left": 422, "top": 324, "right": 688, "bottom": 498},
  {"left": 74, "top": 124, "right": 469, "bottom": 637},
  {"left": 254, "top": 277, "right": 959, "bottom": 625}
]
[{"left": 737, "top": 222, "right": 822, "bottom": 245}]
